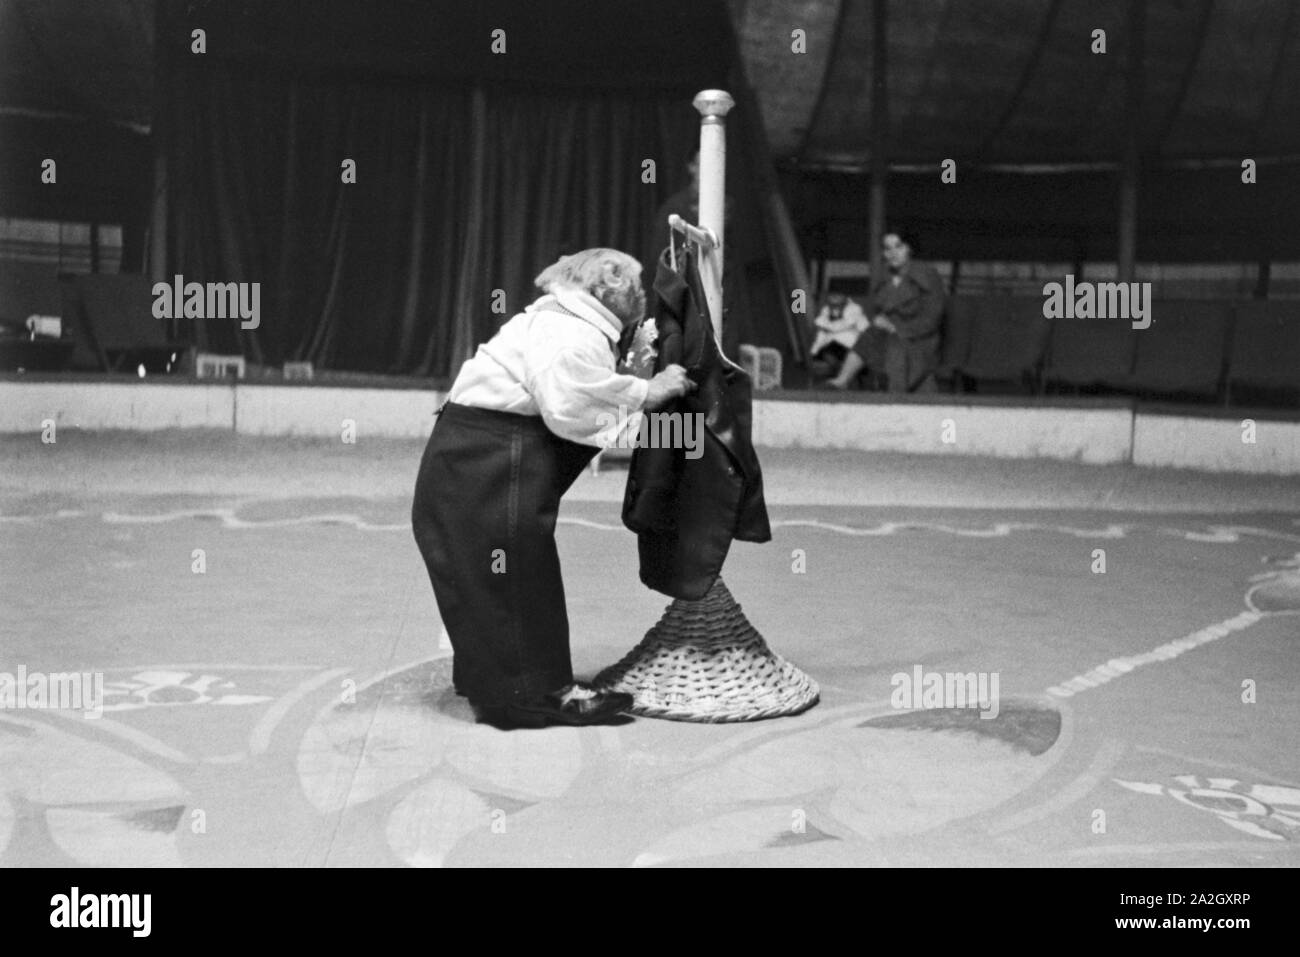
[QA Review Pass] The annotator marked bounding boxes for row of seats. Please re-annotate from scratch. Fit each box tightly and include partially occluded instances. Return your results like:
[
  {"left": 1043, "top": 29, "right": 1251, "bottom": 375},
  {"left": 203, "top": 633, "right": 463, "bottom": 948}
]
[
  {"left": 936, "top": 296, "right": 1300, "bottom": 402},
  {"left": 5, "top": 261, "right": 1295, "bottom": 402}
]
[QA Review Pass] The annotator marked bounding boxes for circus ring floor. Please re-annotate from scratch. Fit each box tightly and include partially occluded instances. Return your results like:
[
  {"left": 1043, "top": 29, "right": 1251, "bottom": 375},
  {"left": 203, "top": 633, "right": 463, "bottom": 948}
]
[{"left": 2, "top": 432, "right": 1298, "bottom": 868}]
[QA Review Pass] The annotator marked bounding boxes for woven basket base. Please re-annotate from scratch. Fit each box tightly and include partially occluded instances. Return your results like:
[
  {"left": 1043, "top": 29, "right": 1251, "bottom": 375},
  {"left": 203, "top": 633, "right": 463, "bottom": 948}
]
[{"left": 594, "top": 577, "right": 820, "bottom": 722}]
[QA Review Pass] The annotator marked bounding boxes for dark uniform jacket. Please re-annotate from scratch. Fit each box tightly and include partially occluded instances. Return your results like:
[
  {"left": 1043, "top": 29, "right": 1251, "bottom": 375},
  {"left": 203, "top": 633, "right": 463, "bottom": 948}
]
[
  {"left": 622, "top": 247, "right": 771, "bottom": 600},
  {"left": 645, "top": 188, "right": 746, "bottom": 360}
]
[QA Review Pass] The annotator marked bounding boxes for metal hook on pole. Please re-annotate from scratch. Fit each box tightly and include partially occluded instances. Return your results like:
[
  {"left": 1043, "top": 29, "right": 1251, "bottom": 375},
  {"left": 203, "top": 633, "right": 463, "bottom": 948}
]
[{"left": 667, "top": 214, "right": 718, "bottom": 251}]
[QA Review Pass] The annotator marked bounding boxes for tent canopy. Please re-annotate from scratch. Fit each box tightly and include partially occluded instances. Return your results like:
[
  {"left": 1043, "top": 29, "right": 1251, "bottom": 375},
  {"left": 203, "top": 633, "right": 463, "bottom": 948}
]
[
  {"left": 1, "top": 0, "right": 1297, "bottom": 262},
  {"left": 735, "top": 0, "right": 1300, "bottom": 171},
  {"left": 13, "top": 0, "right": 1296, "bottom": 168}
]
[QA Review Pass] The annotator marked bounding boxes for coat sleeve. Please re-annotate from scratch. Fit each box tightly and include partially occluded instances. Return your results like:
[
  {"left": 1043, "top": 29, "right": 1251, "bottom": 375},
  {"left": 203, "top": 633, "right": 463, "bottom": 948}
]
[{"left": 896, "top": 265, "right": 946, "bottom": 340}]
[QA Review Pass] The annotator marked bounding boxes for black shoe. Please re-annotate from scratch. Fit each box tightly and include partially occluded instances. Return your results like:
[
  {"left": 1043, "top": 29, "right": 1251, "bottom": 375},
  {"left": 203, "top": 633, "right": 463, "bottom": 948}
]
[{"left": 476, "top": 684, "right": 634, "bottom": 729}]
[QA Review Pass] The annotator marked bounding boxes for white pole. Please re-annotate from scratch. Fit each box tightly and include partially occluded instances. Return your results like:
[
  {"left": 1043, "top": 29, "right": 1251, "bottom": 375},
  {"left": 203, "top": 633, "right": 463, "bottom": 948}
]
[{"left": 693, "top": 89, "right": 734, "bottom": 348}]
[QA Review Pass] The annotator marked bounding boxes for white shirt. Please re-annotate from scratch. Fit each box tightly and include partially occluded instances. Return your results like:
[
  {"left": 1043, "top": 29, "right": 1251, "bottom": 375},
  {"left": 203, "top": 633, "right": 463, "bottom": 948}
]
[
  {"left": 809, "top": 298, "right": 869, "bottom": 355},
  {"left": 448, "top": 287, "right": 649, "bottom": 448}
]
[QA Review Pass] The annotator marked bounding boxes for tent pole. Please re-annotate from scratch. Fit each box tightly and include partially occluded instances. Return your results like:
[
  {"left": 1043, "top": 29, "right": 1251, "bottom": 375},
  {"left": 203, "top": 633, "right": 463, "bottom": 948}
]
[
  {"left": 148, "top": 0, "right": 176, "bottom": 342},
  {"left": 1118, "top": 0, "right": 1145, "bottom": 284},
  {"left": 867, "top": 0, "right": 889, "bottom": 288},
  {"left": 693, "top": 90, "right": 734, "bottom": 348},
  {"left": 602, "top": 90, "right": 819, "bottom": 724}
]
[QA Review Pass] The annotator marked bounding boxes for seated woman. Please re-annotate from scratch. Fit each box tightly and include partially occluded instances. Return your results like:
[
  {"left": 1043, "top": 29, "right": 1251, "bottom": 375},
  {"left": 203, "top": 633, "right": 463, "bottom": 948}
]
[
  {"left": 411, "top": 248, "right": 693, "bottom": 729},
  {"left": 827, "top": 231, "right": 945, "bottom": 392},
  {"left": 808, "top": 291, "right": 869, "bottom": 378}
]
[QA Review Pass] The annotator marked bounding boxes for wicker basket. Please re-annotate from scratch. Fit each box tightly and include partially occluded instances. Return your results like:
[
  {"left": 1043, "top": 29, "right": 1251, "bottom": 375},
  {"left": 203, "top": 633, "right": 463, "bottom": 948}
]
[
  {"left": 594, "top": 578, "right": 819, "bottom": 722},
  {"left": 738, "top": 344, "right": 783, "bottom": 391}
]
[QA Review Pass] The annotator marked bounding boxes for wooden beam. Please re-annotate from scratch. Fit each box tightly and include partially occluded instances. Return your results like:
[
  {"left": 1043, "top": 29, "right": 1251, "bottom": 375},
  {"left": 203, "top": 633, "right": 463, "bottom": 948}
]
[
  {"left": 149, "top": 0, "right": 173, "bottom": 338},
  {"left": 1117, "top": 0, "right": 1146, "bottom": 284},
  {"left": 867, "top": 0, "right": 888, "bottom": 286},
  {"left": 1255, "top": 260, "right": 1271, "bottom": 300}
]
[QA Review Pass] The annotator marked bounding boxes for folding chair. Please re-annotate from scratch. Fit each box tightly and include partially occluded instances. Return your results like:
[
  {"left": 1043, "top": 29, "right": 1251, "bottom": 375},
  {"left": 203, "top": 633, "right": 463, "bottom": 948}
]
[
  {"left": 1043, "top": 314, "right": 1136, "bottom": 394},
  {"left": 934, "top": 296, "right": 976, "bottom": 392},
  {"left": 1227, "top": 300, "right": 1300, "bottom": 405},
  {"left": 1110, "top": 300, "right": 1231, "bottom": 401},
  {"left": 957, "top": 296, "right": 1051, "bottom": 394}
]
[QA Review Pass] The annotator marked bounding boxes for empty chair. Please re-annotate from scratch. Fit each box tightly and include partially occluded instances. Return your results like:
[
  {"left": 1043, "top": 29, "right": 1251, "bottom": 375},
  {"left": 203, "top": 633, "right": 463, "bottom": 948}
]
[
  {"left": 934, "top": 295, "right": 975, "bottom": 391},
  {"left": 1043, "top": 314, "right": 1137, "bottom": 392},
  {"left": 1228, "top": 300, "right": 1300, "bottom": 403},
  {"left": 1113, "top": 300, "right": 1231, "bottom": 399},
  {"left": 957, "top": 296, "right": 1051, "bottom": 393}
]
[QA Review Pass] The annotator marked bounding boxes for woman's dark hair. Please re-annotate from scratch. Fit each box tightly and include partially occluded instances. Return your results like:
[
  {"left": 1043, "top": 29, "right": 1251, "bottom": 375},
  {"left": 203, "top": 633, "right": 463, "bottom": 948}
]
[{"left": 883, "top": 227, "right": 919, "bottom": 254}]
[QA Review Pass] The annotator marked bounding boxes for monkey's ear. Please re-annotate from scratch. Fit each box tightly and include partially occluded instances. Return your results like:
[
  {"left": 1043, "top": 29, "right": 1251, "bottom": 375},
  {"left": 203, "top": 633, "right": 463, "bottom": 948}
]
[{"left": 600, "top": 257, "right": 630, "bottom": 290}]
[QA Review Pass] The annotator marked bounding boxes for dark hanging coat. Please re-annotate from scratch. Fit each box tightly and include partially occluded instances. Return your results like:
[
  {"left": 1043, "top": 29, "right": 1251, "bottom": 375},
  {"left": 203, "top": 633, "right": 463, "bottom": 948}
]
[{"left": 622, "top": 246, "right": 771, "bottom": 600}]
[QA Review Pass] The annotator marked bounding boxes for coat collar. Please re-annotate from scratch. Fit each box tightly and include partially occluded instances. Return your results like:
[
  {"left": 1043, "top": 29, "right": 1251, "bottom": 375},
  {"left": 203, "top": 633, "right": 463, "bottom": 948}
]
[{"left": 532, "top": 287, "right": 624, "bottom": 343}]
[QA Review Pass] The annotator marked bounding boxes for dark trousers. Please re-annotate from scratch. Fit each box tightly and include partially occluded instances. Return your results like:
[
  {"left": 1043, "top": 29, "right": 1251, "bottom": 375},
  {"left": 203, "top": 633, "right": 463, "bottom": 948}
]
[{"left": 411, "top": 402, "right": 597, "bottom": 707}]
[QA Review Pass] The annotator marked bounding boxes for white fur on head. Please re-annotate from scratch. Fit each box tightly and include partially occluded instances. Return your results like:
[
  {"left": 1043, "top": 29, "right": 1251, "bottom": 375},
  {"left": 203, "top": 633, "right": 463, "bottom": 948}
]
[{"left": 534, "top": 248, "right": 646, "bottom": 327}]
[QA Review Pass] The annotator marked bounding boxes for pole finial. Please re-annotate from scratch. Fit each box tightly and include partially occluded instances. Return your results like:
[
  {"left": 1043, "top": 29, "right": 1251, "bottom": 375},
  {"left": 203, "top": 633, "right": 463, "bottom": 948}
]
[{"left": 693, "top": 90, "right": 735, "bottom": 119}]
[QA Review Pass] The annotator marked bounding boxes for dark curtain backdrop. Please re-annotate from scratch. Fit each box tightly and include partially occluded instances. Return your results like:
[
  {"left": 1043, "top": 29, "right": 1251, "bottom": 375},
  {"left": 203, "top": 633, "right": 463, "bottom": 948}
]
[{"left": 162, "top": 67, "right": 705, "bottom": 377}]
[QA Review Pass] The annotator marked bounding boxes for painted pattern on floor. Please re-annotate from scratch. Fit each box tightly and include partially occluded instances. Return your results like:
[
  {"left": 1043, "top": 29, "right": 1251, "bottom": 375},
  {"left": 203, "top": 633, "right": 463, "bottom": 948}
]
[{"left": 2, "top": 498, "right": 1298, "bottom": 866}]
